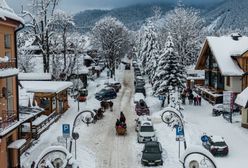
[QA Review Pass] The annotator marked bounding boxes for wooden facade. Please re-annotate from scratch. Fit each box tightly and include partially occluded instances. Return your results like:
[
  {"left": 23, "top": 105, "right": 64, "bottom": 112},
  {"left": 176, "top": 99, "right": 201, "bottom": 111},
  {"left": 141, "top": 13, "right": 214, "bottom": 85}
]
[
  {"left": 34, "top": 89, "right": 69, "bottom": 116},
  {"left": 0, "top": 15, "right": 23, "bottom": 168}
]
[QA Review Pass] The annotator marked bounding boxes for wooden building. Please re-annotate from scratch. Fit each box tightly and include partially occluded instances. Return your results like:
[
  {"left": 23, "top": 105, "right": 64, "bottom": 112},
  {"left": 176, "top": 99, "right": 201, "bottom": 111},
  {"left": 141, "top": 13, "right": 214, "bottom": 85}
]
[
  {"left": 0, "top": 0, "right": 25, "bottom": 167},
  {"left": 20, "top": 81, "right": 73, "bottom": 116},
  {"left": 195, "top": 34, "right": 248, "bottom": 104}
]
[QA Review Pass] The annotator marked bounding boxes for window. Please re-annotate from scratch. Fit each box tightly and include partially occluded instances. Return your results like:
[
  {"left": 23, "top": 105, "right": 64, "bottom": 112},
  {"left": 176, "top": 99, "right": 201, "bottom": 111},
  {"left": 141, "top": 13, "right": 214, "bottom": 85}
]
[
  {"left": 4, "top": 34, "right": 11, "bottom": 49},
  {"left": 6, "top": 78, "right": 14, "bottom": 112},
  {"left": 226, "top": 76, "right": 230, "bottom": 87}
]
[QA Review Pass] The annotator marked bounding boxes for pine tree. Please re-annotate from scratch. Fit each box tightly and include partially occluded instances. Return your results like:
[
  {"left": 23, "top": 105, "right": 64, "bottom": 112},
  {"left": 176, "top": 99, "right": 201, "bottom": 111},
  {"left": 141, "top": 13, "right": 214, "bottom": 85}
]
[
  {"left": 153, "top": 35, "right": 186, "bottom": 97},
  {"left": 140, "top": 20, "right": 160, "bottom": 79}
]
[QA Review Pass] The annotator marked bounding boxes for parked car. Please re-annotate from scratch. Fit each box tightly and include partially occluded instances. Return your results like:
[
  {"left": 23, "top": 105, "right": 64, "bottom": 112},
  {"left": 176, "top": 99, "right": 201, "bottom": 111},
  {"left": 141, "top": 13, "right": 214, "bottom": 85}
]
[
  {"left": 141, "top": 141, "right": 163, "bottom": 166},
  {"left": 135, "top": 115, "right": 151, "bottom": 131},
  {"left": 135, "top": 86, "right": 146, "bottom": 97},
  {"left": 125, "top": 63, "right": 131, "bottom": 70},
  {"left": 202, "top": 135, "right": 229, "bottom": 156},
  {"left": 135, "top": 99, "right": 150, "bottom": 116},
  {"left": 105, "top": 81, "right": 121, "bottom": 92},
  {"left": 95, "top": 87, "right": 117, "bottom": 101},
  {"left": 137, "top": 121, "right": 157, "bottom": 143},
  {"left": 212, "top": 104, "right": 240, "bottom": 116}
]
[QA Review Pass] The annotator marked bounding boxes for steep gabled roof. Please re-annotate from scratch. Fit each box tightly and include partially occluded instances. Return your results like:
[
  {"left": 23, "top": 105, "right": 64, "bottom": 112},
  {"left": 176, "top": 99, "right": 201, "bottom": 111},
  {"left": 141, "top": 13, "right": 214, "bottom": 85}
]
[
  {"left": 196, "top": 35, "right": 248, "bottom": 76},
  {"left": 0, "top": 0, "right": 24, "bottom": 24}
]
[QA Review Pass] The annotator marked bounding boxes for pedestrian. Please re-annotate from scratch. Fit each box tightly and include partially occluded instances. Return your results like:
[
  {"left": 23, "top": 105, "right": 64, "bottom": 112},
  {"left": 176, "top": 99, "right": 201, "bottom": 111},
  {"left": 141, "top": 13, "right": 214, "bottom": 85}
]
[
  {"left": 120, "top": 111, "right": 126, "bottom": 123},
  {"left": 109, "top": 100, "right": 113, "bottom": 112},
  {"left": 115, "top": 119, "right": 120, "bottom": 127},
  {"left": 31, "top": 161, "right": 35, "bottom": 168},
  {"left": 193, "top": 96, "right": 197, "bottom": 106},
  {"left": 199, "top": 96, "right": 202, "bottom": 106},
  {"left": 188, "top": 93, "right": 194, "bottom": 105},
  {"left": 181, "top": 92, "right": 186, "bottom": 105}
]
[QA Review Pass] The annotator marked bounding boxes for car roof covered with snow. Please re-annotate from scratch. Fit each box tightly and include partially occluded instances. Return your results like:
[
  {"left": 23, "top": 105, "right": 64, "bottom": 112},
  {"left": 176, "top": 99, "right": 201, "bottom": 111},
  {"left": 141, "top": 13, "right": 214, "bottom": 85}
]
[
  {"left": 210, "top": 135, "right": 225, "bottom": 143},
  {"left": 140, "top": 120, "right": 152, "bottom": 126}
]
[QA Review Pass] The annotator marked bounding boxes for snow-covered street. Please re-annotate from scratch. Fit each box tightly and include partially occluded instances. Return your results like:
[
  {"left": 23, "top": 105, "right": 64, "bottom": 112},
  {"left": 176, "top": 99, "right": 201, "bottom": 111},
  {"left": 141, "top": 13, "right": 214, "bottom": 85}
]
[{"left": 20, "top": 67, "right": 248, "bottom": 168}]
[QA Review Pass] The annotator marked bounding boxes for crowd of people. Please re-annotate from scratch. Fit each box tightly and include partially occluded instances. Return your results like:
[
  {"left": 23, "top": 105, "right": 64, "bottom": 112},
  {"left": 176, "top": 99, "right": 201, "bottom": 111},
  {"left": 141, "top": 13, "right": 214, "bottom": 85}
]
[{"left": 181, "top": 88, "right": 201, "bottom": 106}]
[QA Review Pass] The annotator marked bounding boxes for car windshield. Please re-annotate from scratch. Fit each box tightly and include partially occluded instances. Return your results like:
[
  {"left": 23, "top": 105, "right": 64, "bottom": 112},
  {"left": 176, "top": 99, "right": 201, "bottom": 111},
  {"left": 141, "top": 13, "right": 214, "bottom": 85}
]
[
  {"left": 144, "top": 146, "right": 160, "bottom": 153},
  {"left": 140, "top": 126, "right": 153, "bottom": 132},
  {"left": 213, "top": 141, "right": 227, "bottom": 147}
]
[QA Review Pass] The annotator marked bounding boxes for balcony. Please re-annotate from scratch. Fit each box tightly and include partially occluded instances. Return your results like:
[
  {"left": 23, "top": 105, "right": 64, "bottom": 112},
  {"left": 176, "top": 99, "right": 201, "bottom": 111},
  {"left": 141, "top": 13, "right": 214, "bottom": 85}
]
[
  {"left": 0, "top": 59, "right": 16, "bottom": 69},
  {"left": 0, "top": 59, "right": 18, "bottom": 77},
  {"left": 0, "top": 110, "right": 18, "bottom": 134}
]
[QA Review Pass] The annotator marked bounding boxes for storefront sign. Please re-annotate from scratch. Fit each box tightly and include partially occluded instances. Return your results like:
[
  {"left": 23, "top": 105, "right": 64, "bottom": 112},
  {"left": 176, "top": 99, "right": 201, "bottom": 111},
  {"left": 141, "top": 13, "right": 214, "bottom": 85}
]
[{"left": 223, "top": 91, "right": 235, "bottom": 112}]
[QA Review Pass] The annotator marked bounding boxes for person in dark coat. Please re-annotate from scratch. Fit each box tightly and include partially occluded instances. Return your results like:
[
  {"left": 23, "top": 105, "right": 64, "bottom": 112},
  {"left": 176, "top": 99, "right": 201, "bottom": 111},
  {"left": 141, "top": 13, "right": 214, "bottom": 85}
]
[
  {"left": 199, "top": 96, "right": 202, "bottom": 106},
  {"left": 188, "top": 93, "right": 194, "bottom": 105},
  {"left": 115, "top": 119, "right": 121, "bottom": 127},
  {"left": 120, "top": 111, "right": 126, "bottom": 123},
  {"left": 193, "top": 96, "right": 197, "bottom": 106},
  {"left": 109, "top": 101, "right": 113, "bottom": 112},
  {"left": 31, "top": 161, "right": 35, "bottom": 168}
]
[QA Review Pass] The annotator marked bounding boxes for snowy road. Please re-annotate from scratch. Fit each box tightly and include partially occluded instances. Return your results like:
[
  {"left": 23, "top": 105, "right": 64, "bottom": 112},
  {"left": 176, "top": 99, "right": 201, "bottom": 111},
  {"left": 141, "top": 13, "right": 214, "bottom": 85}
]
[
  {"left": 21, "top": 67, "right": 248, "bottom": 168},
  {"left": 75, "top": 68, "right": 143, "bottom": 168}
]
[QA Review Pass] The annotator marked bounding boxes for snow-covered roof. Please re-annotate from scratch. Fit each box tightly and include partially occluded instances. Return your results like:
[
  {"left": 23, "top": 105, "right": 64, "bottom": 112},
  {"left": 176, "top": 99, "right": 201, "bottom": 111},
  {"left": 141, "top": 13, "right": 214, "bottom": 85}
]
[
  {"left": 206, "top": 35, "right": 248, "bottom": 76},
  {"left": 19, "top": 106, "right": 44, "bottom": 122},
  {"left": 0, "top": 68, "right": 18, "bottom": 77},
  {"left": 18, "top": 73, "right": 52, "bottom": 81},
  {"left": 235, "top": 87, "right": 248, "bottom": 108},
  {"left": 0, "top": 0, "right": 24, "bottom": 24},
  {"left": 21, "top": 81, "right": 73, "bottom": 93},
  {"left": 7, "top": 139, "right": 26, "bottom": 149}
]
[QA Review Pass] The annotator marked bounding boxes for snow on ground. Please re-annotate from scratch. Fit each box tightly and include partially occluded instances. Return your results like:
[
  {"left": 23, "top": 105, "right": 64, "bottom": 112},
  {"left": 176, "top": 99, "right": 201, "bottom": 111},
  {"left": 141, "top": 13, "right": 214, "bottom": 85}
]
[{"left": 21, "top": 63, "right": 248, "bottom": 168}]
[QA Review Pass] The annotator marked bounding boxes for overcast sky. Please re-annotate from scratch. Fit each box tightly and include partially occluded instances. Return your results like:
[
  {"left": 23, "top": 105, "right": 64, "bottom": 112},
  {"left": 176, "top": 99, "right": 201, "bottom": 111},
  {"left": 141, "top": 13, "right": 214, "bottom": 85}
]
[{"left": 7, "top": 0, "right": 225, "bottom": 14}]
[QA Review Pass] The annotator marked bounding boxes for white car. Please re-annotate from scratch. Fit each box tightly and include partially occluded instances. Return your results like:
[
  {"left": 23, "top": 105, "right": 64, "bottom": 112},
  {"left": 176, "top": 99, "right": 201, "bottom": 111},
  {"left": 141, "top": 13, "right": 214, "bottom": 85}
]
[
  {"left": 137, "top": 121, "right": 157, "bottom": 143},
  {"left": 135, "top": 115, "right": 151, "bottom": 131}
]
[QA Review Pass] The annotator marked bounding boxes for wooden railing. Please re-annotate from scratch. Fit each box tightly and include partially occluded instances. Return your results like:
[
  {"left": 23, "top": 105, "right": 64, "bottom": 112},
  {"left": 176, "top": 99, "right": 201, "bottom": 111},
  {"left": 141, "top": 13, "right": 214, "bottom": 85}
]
[
  {"left": 0, "top": 59, "right": 16, "bottom": 69},
  {"left": 0, "top": 110, "right": 17, "bottom": 132}
]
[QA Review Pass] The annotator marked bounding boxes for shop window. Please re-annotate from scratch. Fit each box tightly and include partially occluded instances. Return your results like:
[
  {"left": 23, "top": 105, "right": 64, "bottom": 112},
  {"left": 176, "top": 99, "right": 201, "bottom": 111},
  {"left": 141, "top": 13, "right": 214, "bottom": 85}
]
[{"left": 5, "top": 34, "right": 11, "bottom": 49}]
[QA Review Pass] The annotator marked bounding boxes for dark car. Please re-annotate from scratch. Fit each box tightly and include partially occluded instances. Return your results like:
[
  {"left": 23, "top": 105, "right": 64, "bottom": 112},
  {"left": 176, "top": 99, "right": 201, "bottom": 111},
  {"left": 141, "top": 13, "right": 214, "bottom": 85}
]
[
  {"left": 105, "top": 82, "right": 121, "bottom": 92},
  {"left": 95, "top": 87, "right": 117, "bottom": 101},
  {"left": 125, "top": 63, "right": 131, "bottom": 70},
  {"left": 212, "top": 104, "right": 240, "bottom": 116},
  {"left": 135, "top": 86, "right": 146, "bottom": 97},
  {"left": 202, "top": 135, "right": 229, "bottom": 156},
  {"left": 141, "top": 141, "right": 163, "bottom": 166}
]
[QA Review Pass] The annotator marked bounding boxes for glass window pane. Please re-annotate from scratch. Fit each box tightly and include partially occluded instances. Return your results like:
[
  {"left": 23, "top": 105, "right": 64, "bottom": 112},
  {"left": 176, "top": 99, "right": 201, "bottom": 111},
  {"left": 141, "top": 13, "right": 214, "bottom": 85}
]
[{"left": 5, "top": 34, "right": 11, "bottom": 49}]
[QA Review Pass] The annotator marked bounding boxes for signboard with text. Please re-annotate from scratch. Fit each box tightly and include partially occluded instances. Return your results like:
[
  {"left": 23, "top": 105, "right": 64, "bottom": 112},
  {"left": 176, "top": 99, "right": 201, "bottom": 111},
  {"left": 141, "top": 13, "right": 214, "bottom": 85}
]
[{"left": 223, "top": 91, "right": 235, "bottom": 112}]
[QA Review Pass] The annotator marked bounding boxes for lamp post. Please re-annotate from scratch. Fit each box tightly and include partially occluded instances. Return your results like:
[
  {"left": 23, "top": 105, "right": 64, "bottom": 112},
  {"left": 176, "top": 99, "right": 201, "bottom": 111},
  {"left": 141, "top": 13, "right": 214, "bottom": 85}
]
[
  {"left": 161, "top": 107, "right": 187, "bottom": 156},
  {"left": 69, "top": 110, "right": 95, "bottom": 159},
  {"left": 180, "top": 146, "right": 217, "bottom": 168}
]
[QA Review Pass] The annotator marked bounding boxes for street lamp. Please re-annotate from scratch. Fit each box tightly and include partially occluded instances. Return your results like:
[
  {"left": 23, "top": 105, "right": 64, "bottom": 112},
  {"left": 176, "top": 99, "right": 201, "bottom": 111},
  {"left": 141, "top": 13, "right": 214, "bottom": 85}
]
[
  {"left": 34, "top": 146, "right": 78, "bottom": 168},
  {"left": 161, "top": 107, "right": 187, "bottom": 157},
  {"left": 180, "top": 145, "right": 217, "bottom": 168},
  {"left": 69, "top": 110, "right": 95, "bottom": 159}
]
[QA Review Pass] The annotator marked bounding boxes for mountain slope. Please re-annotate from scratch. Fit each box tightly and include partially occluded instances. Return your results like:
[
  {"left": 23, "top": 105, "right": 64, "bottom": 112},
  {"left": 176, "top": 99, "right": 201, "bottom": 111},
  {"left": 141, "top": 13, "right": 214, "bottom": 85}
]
[{"left": 205, "top": 0, "right": 248, "bottom": 31}]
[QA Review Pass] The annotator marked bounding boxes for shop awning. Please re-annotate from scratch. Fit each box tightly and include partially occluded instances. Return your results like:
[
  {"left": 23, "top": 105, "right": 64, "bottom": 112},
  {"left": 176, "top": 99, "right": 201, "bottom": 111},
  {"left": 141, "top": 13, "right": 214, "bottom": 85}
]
[{"left": 7, "top": 139, "right": 26, "bottom": 149}]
